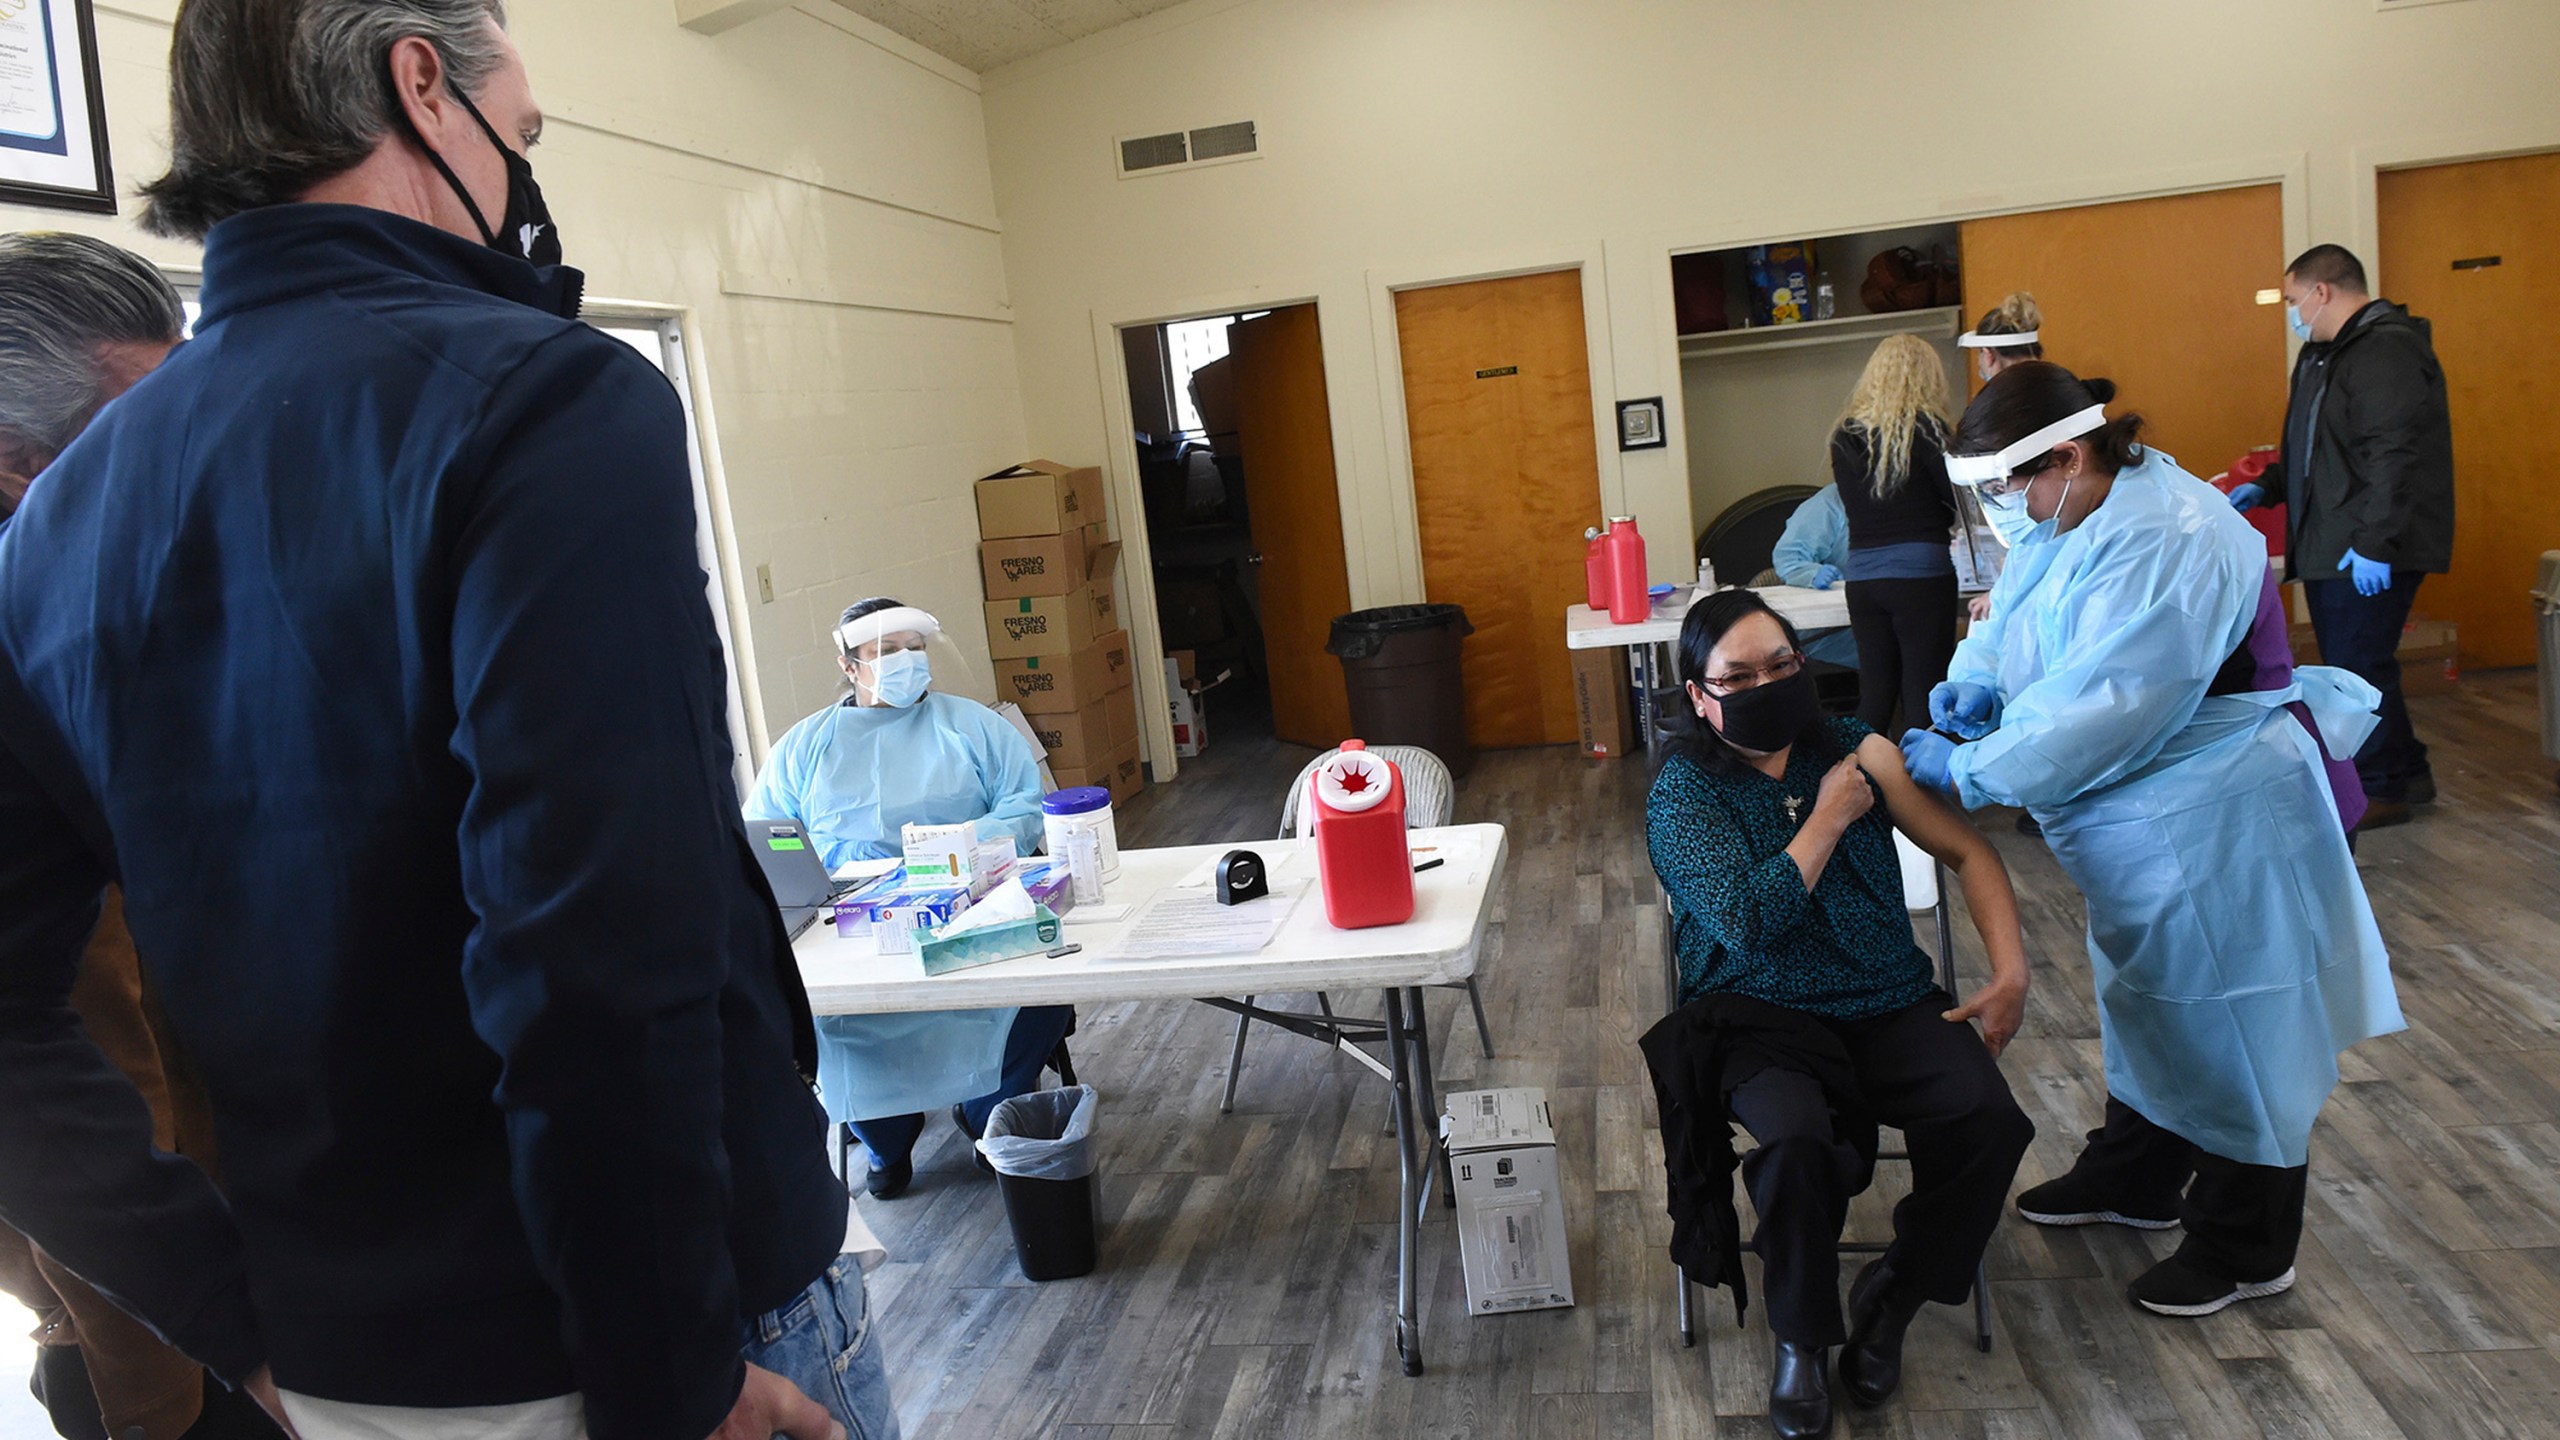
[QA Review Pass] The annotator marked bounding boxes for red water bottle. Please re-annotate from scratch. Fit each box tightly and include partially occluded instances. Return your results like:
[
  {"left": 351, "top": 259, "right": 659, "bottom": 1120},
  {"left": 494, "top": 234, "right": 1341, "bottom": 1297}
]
[
  {"left": 1585, "top": 527, "right": 1610, "bottom": 610},
  {"left": 1604, "top": 514, "right": 1649, "bottom": 624},
  {"left": 1310, "top": 741, "right": 1415, "bottom": 930}
]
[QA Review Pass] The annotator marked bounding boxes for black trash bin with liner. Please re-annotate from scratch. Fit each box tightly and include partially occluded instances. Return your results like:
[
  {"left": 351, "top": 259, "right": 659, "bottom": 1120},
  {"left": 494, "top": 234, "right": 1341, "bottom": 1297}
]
[
  {"left": 1325, "top": 604, "right": 1475, "bottom": 777},
  {"left": 977, "top": 1085, "right": 1100, "bottom": 1282}
]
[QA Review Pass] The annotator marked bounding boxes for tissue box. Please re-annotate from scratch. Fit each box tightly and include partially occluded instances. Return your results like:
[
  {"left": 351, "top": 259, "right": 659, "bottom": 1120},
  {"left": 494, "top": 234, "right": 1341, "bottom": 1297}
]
[
  {"left": 917, "top": 904, "right": 1063, "bottom": 976},
  {"left": 833, "top": 870, "right": 969, "bottom": 940}
]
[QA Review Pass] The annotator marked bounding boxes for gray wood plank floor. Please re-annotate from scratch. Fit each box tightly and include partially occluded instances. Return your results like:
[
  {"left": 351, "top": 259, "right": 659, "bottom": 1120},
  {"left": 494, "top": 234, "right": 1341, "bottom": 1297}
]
[{"left": 862, "top": 672, "right": 2560, "bottom": 1439}]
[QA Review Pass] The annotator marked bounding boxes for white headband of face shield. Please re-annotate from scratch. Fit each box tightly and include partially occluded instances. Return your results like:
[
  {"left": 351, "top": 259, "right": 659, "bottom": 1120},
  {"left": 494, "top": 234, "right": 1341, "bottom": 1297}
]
[
  {"left": 1944, "top": 404, "right": 2109, "bottom": 486},
  {"left": 1956, "top": 329, "right": 2041, "bottom": 350},
  {"left": 834, "top": 606, "right": 942, "bottom": 656}
]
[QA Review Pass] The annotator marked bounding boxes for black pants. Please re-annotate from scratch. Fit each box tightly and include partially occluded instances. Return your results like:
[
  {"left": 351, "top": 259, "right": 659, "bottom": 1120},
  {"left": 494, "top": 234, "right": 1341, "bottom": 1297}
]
[
  {"left": 1846, "top": 573, "right": 1959, "bottom": 737},
  {"left": 2302, "top": 572, "right": 2433, "bottom": 800},
  {"left": 2060, "top": 1098, "right": 2308, "bottom": 1283},
  {"left": 1730, "top": 996, "right": 2034, "bottom": 1346}
]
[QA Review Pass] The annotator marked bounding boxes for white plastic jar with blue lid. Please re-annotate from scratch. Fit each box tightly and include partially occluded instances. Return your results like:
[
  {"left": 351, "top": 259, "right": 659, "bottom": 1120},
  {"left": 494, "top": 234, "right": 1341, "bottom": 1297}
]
[{"left": 1042, "top": 786, "right": 1121, "bottom": 899}]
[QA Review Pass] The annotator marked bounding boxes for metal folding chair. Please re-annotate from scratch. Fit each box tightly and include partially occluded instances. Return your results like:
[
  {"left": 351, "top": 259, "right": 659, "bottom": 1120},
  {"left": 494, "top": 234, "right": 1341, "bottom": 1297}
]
[
  {"left": 1219, "top": 744, "right": 1494, "bottom": 1112},
  {"left": 1666, "top": 830, "right": 1996, "bottom": 1354}
]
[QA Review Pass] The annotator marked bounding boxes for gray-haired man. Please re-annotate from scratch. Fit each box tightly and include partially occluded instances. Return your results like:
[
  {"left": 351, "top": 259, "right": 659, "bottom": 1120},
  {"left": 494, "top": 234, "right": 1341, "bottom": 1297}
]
[{"left": 0, "top": 3, "right": 891, "bottom": 1440}]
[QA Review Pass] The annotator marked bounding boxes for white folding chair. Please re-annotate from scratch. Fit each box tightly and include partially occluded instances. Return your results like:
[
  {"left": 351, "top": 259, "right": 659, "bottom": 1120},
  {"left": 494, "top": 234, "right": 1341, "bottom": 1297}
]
[
  {"left": 1220, "top": 744, "right": 1494, "bottom": 1112},
  {"left": 1666, "top": 830, "right": 1996, "bottom": 1353}
]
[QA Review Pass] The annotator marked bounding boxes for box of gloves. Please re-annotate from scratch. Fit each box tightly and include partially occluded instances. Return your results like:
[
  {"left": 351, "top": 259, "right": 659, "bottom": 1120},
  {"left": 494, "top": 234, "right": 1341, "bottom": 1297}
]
[{"left": 1441, "top": 1088, "right": 1575, "bottom": 1315}]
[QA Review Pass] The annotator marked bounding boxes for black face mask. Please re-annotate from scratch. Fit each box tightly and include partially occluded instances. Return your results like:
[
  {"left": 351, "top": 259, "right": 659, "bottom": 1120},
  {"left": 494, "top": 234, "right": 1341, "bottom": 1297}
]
[
  {"left": 1707, "top": 667, "right": 1821, "bottom": 754},
  {"left": 400, "top": 82, "right": 562, "bottom": 268}
]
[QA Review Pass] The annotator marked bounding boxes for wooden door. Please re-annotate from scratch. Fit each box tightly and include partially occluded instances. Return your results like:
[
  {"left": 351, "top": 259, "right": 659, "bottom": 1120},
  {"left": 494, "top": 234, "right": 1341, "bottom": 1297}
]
[
  {"left": 1961, "top": 185, "right": 2288, "bottom": 479},
  {"left": 1229, "top": 306, "right": 1355, "bottom": 747},
  {"left": 2380, "top": 152, "right": 2560, "bottom": 667},
  {"left": 1395, "top": 269, "right": 1601, "bottom": 749}
]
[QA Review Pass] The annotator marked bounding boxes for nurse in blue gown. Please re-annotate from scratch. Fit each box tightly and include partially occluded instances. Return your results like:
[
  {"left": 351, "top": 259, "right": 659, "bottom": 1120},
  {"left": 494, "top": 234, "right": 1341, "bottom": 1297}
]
[
  {"left": 748, "top": 597, "right": 1073, "bottom": 1199},
  {"left": 1898, "top": 364, "right": 2402, "bottom": 1319}
]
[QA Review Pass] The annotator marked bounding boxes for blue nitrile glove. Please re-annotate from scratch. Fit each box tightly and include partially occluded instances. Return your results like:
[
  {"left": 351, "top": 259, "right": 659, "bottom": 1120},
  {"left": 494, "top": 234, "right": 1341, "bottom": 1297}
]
[
  {"left": 1809, "top": 563, "right": 1843, "bottom": 591},
  {"left": 2227, "top": 481, "right": 2266, "bottom": 511},
  {"left": 1901, "top": 728, "right": 1958, "bottom": 796},
  {"left": 1927, "top": 680, "right": 2000, "bottom": 740},
  {"left": 2341, "top": 547, "right": 2391, "bottom": 596}
]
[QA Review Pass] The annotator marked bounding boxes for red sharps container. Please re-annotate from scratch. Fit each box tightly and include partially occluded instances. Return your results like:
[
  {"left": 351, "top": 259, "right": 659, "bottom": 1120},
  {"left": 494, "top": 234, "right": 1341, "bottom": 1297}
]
[{"left": 1309, "top": 741, "right": 1415, "bottom": 930}]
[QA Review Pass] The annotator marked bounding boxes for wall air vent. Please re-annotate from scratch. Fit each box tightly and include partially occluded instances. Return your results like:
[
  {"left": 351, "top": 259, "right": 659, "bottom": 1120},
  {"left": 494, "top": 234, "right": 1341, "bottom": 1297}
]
[
  {"left": 1118, "top": 131, "right": 1190, "bottom": 174},
  {"left": 1116, "top": 121, "right": 1261, "bottom": 178}
]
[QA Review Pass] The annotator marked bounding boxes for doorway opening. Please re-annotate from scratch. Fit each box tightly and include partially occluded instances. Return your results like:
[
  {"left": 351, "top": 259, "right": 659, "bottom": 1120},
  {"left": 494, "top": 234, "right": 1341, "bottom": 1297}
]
[{"left": 1120, "top": 304, "right": 1354, "bottom": 761}]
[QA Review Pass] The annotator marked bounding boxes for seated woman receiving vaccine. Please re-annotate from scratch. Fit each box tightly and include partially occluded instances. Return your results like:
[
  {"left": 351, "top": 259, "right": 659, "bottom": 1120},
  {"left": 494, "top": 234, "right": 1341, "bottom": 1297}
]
[
  {"left": 1640, "top": 590, "right": 2033, "bottom": 1440},
  {"left": 748, "top": 597, "right": 1073, "bottom": 1200}
]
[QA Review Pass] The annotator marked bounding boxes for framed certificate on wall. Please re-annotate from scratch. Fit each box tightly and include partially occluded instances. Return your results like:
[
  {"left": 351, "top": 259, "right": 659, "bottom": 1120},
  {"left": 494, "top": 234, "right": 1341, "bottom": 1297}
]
[{"left": 1, "top": 0, "right": 116, "bottom": 214}]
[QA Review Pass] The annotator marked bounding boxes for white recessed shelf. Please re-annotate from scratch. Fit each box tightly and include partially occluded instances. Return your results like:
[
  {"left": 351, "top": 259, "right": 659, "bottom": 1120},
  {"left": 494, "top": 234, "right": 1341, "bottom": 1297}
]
[{"left": 1679, "top": 305, "right": 1962, "bottom": 360}]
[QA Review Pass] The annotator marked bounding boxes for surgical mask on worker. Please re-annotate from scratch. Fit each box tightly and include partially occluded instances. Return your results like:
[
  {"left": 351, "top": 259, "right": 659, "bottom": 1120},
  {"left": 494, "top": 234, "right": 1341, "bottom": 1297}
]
[
  {"left": 1708, "top": 667, "right": 1820, "bottom": 754},
  {"left": 2286, "top": 293, "right": 2320, "bottom": 342},
  {"left": 859, "top": 649, "right": 931, "bottom": 707},
  {"left": 1977, "top": 486, "right": 2038, "bottom": 548}
]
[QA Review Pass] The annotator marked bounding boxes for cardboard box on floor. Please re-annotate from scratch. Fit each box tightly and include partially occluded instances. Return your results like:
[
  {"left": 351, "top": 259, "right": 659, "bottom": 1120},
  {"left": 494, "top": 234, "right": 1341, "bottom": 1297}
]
[
  {"left": 2285, "top": 617, "right": 2461, "bottom": 697},
  {"left": 1441, "top": 1088, "right": 1574, "bottom": 1315},
  {"left": 981, "top": 522, "right": 1122, "bottom": 602},
  {"left": 992, "top": 628, "right": 1133, "bottom": 714},
  {"left": 976, "top": 460, "right": 1106, "bottom": 539},
  {"left": 984, "top": 585, "right": 1114, "bottom": 660},
  {"left": 1051, "top": 738, "right": 1143, "bottom": 806},
  {"left": 1163, "top": 649, "right": 1230, "bottom": 759},
  {"left": 1569, "top": 645, "right": 1634, "bottom": 760},
  {"left": 1029, "top": 687, "right": 1141, "bottom": 772}
]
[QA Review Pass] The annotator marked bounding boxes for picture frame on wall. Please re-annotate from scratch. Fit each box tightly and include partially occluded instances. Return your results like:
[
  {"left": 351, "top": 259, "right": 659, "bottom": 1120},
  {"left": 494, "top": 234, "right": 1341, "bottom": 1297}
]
[
  {"left": 2, "top": 0, "right": 117, "bottom": 215},
  {"left": 1616, "top": 397, "right": 1666, "bottom": 451}
]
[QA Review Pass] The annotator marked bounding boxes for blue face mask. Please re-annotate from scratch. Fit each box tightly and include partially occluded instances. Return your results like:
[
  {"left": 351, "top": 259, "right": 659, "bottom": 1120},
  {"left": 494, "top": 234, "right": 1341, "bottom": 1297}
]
[
  {"left": 2286, "top": 292, "right": 2321, "bottom": 342},
  {"left": 860, "top": 649, "right": 931, "bottom": 707},
  {"left": 1978, "top": 486, "right": 2038, "bottom": 548}
]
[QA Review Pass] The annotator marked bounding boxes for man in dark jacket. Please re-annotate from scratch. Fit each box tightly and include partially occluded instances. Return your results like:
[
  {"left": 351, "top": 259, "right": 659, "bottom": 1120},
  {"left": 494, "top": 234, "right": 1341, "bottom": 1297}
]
[
  {"left": 0, "top": 4, "right": 882, "bottom": 1440},
  {"left": 2234, "top": 244, "right": 2453, "bottom": 828}
]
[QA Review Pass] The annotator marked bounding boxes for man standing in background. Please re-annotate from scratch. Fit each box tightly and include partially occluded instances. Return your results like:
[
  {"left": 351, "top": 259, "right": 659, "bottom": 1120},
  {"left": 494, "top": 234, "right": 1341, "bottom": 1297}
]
[
  {"left": 0, "top": 233, "right": 282, "bottom": 1440},
  {"left": 2234, "top": 244, "right": 2454, "bottom": 830}
]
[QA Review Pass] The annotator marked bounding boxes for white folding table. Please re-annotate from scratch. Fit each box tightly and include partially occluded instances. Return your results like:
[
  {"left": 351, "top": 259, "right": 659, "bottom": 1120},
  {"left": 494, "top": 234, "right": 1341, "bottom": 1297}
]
[
  {"left": 795, "top": 822, "right": 1511, "bottom": 1377},
  {"left": 1565, "top": 586, "right": 1852, "bottom": 755}
]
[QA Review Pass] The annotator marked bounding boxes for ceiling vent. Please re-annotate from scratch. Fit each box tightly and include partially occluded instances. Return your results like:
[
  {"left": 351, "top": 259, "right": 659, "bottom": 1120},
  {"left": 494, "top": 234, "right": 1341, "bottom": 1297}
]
[{"left": 1116, "top": 120, "right": 1260, "bottom": 178}]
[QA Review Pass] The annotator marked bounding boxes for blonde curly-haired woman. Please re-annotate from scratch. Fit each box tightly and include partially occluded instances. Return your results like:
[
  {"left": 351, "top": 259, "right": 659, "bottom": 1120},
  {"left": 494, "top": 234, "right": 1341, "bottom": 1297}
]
[{"left": 1831, "top": 334, "right": 1959, "bottom": 734}]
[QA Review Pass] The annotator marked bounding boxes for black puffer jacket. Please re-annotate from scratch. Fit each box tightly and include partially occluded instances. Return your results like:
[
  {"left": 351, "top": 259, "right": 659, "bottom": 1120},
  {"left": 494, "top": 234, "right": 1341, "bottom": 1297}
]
[{"left": 2278, "top": 300, "right": 2455, "bottom": 577}]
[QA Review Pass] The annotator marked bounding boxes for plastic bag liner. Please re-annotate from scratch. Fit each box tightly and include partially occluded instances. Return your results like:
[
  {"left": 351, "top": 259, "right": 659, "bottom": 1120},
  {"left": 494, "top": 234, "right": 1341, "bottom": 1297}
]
[
  {"left": 977, "top": 1084, "right": 1099, "bottom": 1180},
  {"left": 1325, "top": 604, "right": 1473, "bottom": 662}
]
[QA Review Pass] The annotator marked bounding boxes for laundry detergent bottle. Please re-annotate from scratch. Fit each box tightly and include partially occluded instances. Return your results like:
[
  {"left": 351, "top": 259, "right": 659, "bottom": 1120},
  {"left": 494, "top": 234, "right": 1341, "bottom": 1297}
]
[{"left": 1310, "top": 741, "right": 1416, "bottom": 930}]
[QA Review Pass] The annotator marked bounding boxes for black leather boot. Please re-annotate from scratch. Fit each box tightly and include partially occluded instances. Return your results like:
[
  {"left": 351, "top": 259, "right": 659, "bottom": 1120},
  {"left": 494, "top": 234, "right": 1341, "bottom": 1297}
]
[
  {"left": 1838, "top": 1257, "right": 1926, "bottom": 1407},
  {"left": 1769, "top": 1337, "right": 1834, "bottom": 1438}
]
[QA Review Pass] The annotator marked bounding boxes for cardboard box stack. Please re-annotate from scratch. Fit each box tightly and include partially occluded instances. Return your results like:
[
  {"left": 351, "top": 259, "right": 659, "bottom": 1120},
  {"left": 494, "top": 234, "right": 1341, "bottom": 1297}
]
[{"left": 976, "top": 462, "right": 1143, "bottom": 804}]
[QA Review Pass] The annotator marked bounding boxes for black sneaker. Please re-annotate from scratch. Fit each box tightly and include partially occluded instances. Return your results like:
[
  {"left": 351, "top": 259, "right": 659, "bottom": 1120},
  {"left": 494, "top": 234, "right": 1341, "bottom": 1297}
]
[
  {"left": 2128, "top": 1254, "right": 2295, "bottom": 1316},
  {"left": 2015, "top": 1172, "right": 2179, "bottom": 1230},
  {"left": 864, "top": 1155, "right": 914, "bottom": 1200}
]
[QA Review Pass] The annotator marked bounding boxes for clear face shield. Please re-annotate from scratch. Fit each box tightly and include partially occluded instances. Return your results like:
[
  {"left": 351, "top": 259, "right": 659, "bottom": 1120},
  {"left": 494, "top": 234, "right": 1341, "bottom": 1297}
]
[
  {"left": 834, "top": 606, "right": 961, "bottom": 708},
  {"left": 1945, "top": 403, "right": 2108, "bottom": 548}
]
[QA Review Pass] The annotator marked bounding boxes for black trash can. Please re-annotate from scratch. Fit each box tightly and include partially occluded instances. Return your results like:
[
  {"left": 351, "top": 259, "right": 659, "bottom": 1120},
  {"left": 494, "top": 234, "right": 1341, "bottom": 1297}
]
[
  {"left": 978, "top": 1085, "right": 1100, "bottom": 1282},
  {"left": 1325, "top": 604, "right": 1475, "bottom": 777}
]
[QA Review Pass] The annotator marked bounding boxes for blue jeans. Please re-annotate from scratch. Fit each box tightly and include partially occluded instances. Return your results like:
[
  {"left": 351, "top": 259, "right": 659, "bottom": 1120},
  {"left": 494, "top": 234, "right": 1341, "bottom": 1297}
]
[
  {"left": 2302, "top": 572, "right": 2433, "bottom": 799},
  {"left": 740, "top": 1254, "right": 899, "bottom": 1440},
  {"left": 848, "top": 1005, "right": 1074, "bottom": 1168}
]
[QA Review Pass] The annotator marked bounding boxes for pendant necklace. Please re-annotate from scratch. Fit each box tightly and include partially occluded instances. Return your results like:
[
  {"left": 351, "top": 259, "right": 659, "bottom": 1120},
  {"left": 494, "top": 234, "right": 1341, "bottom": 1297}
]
[{"left": 1782, "top": 795, "right": 1803, "bottom": 828}]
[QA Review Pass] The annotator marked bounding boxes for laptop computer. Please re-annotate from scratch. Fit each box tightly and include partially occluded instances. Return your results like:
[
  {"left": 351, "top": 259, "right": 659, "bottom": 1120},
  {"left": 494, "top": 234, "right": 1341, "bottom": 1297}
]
[{"left": 752, "top": 819, "right": 860, "bottom": 939}]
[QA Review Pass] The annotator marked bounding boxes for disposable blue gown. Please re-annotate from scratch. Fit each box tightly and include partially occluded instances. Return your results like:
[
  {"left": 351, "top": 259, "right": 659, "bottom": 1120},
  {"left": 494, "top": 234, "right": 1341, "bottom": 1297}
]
[
  {"left": 746, "top": 689, "right": 1050, "bottom": 1123},
  {"left": 1768, "top": 484, "right": 1861, "bottom": 668},
  {"left": 1944, "top": 449, "right": 2402, "bottom": 1167}
]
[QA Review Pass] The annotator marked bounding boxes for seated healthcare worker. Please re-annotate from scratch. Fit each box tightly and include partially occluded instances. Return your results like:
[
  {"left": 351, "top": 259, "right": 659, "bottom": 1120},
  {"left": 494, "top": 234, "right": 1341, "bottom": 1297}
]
[
  {"left": 747, "top": 597, "right": 1075, "bottom": 1200},
  {"left": 1766, "top": 484, "right": 1860, "bottom": 668},
  {"left": 1900, "top": 363, "right": 2403, "bottom": 1318},
  {"left": 1642, "top": 589, "right": 2033, "bottom": 1439}
]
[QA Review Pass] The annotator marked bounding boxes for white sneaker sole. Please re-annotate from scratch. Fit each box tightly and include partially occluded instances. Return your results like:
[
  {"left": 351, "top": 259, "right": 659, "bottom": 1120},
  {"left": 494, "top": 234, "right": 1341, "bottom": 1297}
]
[
  {"left": 2136, "top": 1267, "right": 2297, "bottom": 1317},
  {"left": 2017, "top": 1206, "right": 2180, "bottom": 1231}
]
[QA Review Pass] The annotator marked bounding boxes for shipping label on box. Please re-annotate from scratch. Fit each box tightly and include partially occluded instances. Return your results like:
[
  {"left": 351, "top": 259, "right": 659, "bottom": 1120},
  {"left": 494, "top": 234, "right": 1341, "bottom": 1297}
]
[
  {"left": 980, "top": 524, "right": 1121, "bottom": 602},
  {"left": 975, "top": 460, "right": 1106, "bottom": 539},
  {"left": 1569, "top": 645, "right": 1633, "bottom": 760},
  {"left": 983, "top": 586, "right": 1108, "bottom": 660},
  {"left": 992, "top": 628, "right": 1133, "bottom": 713},
  {"left": 1442, "top": 1088, "right": 1575, "bottom": 1315}
]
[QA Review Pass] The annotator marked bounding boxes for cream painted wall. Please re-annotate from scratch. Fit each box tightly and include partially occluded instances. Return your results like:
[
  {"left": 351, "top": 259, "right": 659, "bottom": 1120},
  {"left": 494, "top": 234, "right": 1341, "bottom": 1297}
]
[
  {"left": 2, "top": 0, "right": 1026, "bottom": 757},
  {"left": 979, "top": 0, "right": 2560, "bottom": 637}
]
